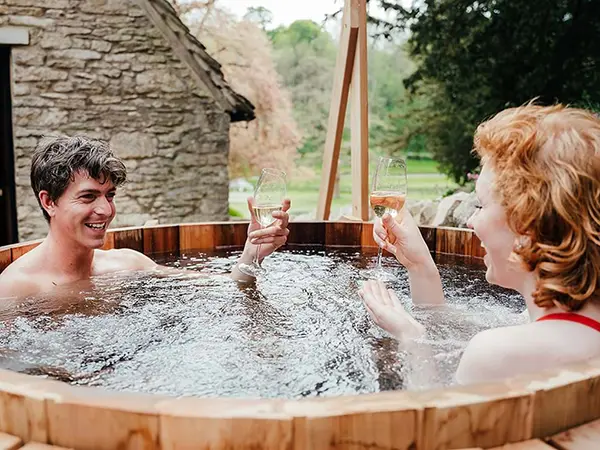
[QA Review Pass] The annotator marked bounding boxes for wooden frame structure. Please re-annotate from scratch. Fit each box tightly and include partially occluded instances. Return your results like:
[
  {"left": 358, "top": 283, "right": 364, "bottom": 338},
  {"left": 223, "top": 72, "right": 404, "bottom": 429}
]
[{"left": 317, "top": 0, "right": 369, "bottom": 221}]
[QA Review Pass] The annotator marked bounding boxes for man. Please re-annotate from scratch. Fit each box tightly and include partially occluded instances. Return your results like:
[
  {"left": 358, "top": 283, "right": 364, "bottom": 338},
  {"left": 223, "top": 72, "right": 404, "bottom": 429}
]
[{"left": 0, "top": 135, "right": 290, "bottom": 299}]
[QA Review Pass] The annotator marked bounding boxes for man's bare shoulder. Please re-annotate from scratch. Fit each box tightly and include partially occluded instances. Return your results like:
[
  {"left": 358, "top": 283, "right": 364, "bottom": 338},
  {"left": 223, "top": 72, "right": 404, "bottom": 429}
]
[
  {"left": 0, "top": 255, "right": 44, "bottom": 299},
  {"left": 93, "top": 248, "right": 157, "bottom": 274}
]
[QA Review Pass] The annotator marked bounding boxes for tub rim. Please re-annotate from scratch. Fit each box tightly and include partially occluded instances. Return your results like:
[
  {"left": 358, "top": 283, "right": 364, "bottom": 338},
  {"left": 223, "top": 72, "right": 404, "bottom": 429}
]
[{"left": 0, "top": 220, "right": 598, "bottom": 449}]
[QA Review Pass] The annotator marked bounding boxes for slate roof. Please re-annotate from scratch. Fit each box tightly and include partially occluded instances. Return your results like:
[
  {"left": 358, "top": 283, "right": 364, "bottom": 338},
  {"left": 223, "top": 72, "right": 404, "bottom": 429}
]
[{"left": 135, "top": 0, "right": 255, "bottom": 122}]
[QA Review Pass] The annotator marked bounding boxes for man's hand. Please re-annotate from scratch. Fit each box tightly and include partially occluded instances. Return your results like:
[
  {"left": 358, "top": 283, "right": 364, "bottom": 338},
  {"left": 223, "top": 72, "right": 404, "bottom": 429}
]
[
  {"left": 359, "top": 280, "right": 425, "bottom": 340},
  {"left": 230, "top": 198, "right": 291, "bottom": 282},
  {"left": 244, "top": 197, "right": 291, "bottom": 261}
]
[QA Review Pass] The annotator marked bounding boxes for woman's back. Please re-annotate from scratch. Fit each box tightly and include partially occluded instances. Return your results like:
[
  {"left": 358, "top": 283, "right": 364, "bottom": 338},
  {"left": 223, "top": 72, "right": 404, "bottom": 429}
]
[{"left": 456, "top": 308, "right": 600, "bottom": 384}]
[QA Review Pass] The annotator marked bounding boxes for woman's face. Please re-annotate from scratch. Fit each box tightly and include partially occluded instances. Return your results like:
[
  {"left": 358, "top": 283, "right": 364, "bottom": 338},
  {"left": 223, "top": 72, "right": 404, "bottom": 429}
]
[{"left": 467, "top": 164, "right": 527, "bottom": 291}]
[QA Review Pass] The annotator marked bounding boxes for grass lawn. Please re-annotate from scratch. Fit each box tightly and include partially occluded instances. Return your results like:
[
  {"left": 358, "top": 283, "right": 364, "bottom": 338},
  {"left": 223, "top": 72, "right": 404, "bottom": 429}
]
[{"left": 229, "top": 159, "right": 458, "bottom": 220}]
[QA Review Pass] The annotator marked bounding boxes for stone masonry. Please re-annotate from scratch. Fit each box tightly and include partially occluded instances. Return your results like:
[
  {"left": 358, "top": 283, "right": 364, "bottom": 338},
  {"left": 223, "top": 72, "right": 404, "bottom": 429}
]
[{"left": 1, "top": 0, "right": 241, "bottom": 241}]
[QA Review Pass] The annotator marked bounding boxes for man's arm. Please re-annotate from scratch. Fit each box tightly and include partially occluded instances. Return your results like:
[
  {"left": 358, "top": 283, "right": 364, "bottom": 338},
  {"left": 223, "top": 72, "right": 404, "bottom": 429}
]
[
  {"left": 116, "top": 195, "right": 291, "bottom": 283},
  {"left": 0, "top": 271, "right": 41, "bottom": 300},
  {"left": 112, "top": 248, "right": 213, "bottom": 280},
  {"left": 116, "top": 248, "right": 253, "bottom": 282},
  {"left": 113, "top": 248, "right": 159, "bottom": 271}
]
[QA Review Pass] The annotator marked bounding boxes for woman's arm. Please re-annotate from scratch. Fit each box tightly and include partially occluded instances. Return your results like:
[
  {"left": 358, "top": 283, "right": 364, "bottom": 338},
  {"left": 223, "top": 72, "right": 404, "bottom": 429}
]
[
  {"left": 358, "top": 280, "right": 442, "bottom": 388},
  {"left": 359, "top": 280, "right": 426, "bottom": 339},
  {"left": 373, "top": 209, "right": 446, "bottom": 305}
]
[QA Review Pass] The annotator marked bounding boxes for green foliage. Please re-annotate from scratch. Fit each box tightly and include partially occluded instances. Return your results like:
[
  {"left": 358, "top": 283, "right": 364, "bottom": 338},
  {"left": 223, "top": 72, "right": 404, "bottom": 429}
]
[
  {"left": 268, "top": 19, "right": 422, "bottom": 169},
  {"left": 269, "top": 20, "right": 338, "bottom": 167},
  {"left": 228, "top": 206, "right": 244, "bottom": 218},
  {"left": 373, "top": 0, "right": 600, "bottom": 183},
  {"left": 368, "top": 43, "right": 427, "bottom": 157},
  {"left": 269, "top": 20, "right": 323, "bottom": 45}
]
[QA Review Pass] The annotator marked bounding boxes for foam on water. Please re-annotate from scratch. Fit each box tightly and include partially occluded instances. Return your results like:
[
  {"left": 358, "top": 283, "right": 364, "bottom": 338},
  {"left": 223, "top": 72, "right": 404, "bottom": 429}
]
[{"left": 0, "top": 248, "right": 525, "bottom": 397}]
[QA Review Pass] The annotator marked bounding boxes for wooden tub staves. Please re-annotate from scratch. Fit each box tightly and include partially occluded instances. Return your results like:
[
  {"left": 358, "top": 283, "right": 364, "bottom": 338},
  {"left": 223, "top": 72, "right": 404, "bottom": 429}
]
[{"left": 0, "top": 221, "right": 598, "bottom": 450}]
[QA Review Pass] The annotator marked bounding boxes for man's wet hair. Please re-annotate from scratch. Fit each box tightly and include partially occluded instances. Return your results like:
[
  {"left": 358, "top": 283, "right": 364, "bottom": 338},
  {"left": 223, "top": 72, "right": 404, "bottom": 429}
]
[{"left": 30, "top": 135, "right": 127, "bottom": 221}]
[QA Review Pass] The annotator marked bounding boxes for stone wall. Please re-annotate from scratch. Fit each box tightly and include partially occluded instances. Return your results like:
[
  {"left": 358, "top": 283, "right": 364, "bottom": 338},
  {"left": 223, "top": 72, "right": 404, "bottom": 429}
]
[{"left": 1, "top": 0, "right": 231, "bottom": 241}]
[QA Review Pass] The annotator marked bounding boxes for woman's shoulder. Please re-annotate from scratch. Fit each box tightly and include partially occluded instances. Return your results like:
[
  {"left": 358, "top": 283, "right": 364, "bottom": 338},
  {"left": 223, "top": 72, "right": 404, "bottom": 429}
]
[{"left": 455, "top": 322, "right": 595, "bottom": 385}]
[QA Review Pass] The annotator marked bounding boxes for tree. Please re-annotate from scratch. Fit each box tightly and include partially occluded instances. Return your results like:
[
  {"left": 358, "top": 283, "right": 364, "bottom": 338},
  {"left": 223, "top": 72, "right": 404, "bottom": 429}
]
[
  {"left": 270, "top": 20, "right": 338, "bottom": 166},
  {"left": 243, "top": 6, "right": 273, "bottom": 31},
  {"left": 270, "top": 19, "right": 323, "bottom": 45},
  {"left": 169, "top": 1, "right": 301, "bottom": 178},
  {"left": 367, "top": 42, "right": 420, "bottom": 157},
  {"left": 269, "top": 19, "right": 420, "bottom": 169},
  {"left": 372, "top": 0, "right": 600, "bottom": 183}
]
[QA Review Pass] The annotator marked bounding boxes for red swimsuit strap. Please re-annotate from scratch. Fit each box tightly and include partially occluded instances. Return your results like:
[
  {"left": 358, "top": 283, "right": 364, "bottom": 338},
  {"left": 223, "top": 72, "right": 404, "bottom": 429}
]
[{"left": 536, "top": 313, "right": 600, "bottom": 333}]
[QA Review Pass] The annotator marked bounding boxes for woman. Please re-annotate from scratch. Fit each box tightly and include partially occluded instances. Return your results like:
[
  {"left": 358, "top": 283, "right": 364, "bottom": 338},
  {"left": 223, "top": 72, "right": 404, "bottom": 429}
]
[{"left": 359, "top": 103, "right": 600, "bottom": 384}]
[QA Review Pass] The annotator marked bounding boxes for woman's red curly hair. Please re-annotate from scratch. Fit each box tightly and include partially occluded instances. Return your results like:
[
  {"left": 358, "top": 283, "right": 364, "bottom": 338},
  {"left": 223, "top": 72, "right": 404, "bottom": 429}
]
[{"left": 474, "top": 103, "right": 600, "bottom": 311}]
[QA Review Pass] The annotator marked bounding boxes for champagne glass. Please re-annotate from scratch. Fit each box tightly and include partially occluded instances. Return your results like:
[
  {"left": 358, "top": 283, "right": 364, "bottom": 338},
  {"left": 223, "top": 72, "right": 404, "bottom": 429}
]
[
  {"left": 238, "top": 168, "right": 287, "bottom": 277},
  {"left": 365, "top": 157, "right": 408, "bottom": 281}
]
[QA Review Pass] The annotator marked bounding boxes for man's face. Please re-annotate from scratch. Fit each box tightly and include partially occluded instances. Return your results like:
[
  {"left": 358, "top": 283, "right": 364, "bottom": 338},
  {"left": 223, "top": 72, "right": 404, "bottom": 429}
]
[{"left": 47, "top": 171, "right": 117, "bottom": 249}]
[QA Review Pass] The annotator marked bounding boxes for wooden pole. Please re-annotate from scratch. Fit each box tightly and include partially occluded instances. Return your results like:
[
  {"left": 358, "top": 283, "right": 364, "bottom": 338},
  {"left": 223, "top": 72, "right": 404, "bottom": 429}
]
[
  {"left": 350, "top": 0, "right": 369, "bottom": 221},
  {"left": 316, "top": 0, "right": 360, "bottom": 220}
]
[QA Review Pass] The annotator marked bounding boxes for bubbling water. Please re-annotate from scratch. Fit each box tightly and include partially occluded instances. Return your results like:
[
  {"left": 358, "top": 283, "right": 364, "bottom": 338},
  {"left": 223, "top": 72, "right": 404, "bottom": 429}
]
[{"left": 0, "top": 248, "right": 525, "bottom": 398}]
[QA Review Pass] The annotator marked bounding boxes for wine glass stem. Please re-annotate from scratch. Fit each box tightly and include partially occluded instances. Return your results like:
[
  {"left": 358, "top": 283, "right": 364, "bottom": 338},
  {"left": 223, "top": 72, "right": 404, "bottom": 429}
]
[
  {"left": 254, "top": 243, "right": 262, "bottom": 268},
  {"left": 376, "top": 245, "right": 383, "bottom": 270}
]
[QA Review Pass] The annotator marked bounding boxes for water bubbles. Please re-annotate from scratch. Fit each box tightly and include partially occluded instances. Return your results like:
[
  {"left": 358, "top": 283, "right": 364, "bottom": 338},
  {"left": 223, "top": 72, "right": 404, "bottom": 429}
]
[{"left": 0, "top": 249, "right": 523, "bottom": 397}]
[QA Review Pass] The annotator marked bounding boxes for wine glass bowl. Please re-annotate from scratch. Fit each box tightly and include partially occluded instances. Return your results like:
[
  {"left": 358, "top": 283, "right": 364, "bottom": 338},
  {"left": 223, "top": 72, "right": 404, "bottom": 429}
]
[
  {"left": 364, "top": 157, "right": 407, "bottom": 281},
  {"left": 369, "top": 192, "right": 406, "bottom": 219},
  {"left": 238, "top": 168, "right": 287, "bottom": 277}
]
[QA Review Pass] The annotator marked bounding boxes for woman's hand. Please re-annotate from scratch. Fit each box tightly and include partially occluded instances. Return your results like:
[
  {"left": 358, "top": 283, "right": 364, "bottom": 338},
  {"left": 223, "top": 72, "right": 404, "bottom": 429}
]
[
  {"left": 373, "top": 209, "right": 446, "bottom": 305},
  {"left": 244, "top": 197, "right": 291, "bottom": 261},
  {"left": 359, "top": 280, "right": 425, "bottom": 339},
  {"left": 373, "top": 208, "right": 434, "bottom": 271}
]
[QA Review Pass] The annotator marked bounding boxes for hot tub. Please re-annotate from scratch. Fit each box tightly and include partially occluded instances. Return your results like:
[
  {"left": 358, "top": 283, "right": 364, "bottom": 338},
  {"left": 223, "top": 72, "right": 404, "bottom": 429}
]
[{"left": 0, "top": 221, "right": 598, "bottom": 449}]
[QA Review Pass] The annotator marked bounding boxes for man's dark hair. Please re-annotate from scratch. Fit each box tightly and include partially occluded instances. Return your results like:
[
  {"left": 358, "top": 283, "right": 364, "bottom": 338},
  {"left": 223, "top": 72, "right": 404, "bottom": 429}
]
[{"left": 30, "top": 135, "right": 127, "bottom": 222}]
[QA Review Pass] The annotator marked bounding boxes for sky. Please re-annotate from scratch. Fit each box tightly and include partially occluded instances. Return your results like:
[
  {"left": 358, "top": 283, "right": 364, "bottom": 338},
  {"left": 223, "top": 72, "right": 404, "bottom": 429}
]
[
  {"left": 218, "top": 0, "right": 343, "bottom": 28},
  {"left": 216, "top": 0, "right": 407, "bottom": 41}
]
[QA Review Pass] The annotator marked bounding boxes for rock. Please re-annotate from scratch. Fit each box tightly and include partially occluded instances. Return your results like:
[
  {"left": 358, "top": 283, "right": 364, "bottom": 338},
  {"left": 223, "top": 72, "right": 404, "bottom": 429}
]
[
  {"left": 12, "top": 83, "right": 30, "bottom": 96},
  {"left": 12, "top": 49, "right": 45, "bottom": 66},
  {"left": 90, "top": 40, "right": 112, "bottom": 52},
  {"left": 10, "top": 0, "right": 69, "bottom": 7},
  {"left": 9, "top": 15, "right": 54, "bottom": 28},
  {"left": 135, "top": 70, "right": 187, "bottom": 94},
  {"left": 419, "top": 200, "right": 439, "bottom": 225},
  {"left": 52, "top": 81, "right": 73, "bottom": 92},
  {"left": 37, "top": 108, "right": 68, "bottom": 127},
  {"left": 408, "top": 200, "right": 425, "bottom": 219},
  {"left": 431, "top": 191, "right": 470, "bottom": 227},
  {"left": 51, "top": 49, "right": 101, "bottom": 60},
  {"left": 452, "top": 191, "right": 479, "bottom": 228},
  {"left": 89, "top": 95, "right": 121, "bottom": 105},
  {"left": 46, "top": 58, "right": 86, "bottom": 69},
  {"left": 40, "top": 34, "right": 72, "bottom": 50},
  {"left": 62, "top": 27, "right": 92, "bottom": 35},
  {"left": 113, "top": 213, "right": 153, "bottom": 228},
  {"left": 14, "top": 65, "right": 67, "bottom": 82},
  {"left": 110, "top": 132, "right": 157, "bottom": 159}
]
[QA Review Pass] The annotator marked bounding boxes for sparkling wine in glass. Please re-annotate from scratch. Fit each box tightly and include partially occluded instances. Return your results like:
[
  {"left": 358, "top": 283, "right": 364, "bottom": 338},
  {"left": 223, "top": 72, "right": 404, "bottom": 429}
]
[
  {"left": 365, "top": 157, "right": 408, "bottom": 281},
  {"left": 238, "top": 168, "right": 287, "bottom": 277}
]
